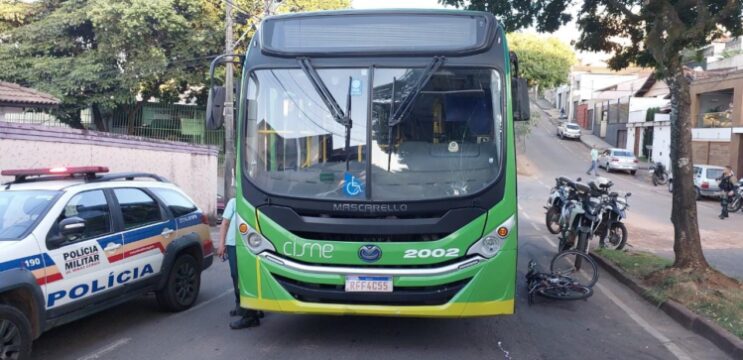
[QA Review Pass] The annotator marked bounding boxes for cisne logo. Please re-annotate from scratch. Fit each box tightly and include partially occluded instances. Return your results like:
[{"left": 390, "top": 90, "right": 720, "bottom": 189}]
[
  {"left": 47, "top": 264, "right": 154, "bottom": 307},
  {"left": 282, "top": 242, "right": 333, "bottom": 259}
]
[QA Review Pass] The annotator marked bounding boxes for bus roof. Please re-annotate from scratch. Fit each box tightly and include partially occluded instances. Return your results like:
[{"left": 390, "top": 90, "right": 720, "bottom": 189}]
[{"left": 258, "top": 9, "right": 499, "bottom": 58}]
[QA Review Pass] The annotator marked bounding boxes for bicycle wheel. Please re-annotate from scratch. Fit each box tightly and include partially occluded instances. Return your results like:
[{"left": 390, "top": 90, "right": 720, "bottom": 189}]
[
  {"left": 537, "top": 284, "right": 593, "bottom": 301},
  {"left": 550, "top": 250, "right": 599, "bottom": 288}
]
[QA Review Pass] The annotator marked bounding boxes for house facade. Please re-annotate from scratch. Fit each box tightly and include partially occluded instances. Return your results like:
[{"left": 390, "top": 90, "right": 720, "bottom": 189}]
[
  {"left": 689, "top": 69, "right": 743, "bottom": 175},
  {"left": 0, "top": 82, "right": 60, "bottom": 122}
]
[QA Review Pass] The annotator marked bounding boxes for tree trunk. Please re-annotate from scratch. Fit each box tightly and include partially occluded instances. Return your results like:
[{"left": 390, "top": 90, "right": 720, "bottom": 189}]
[
  {"left": 57, "top": 107, "right": 85, "bottom": 130},
  {"left": 126, "top": 102, "right": 144, "bottom": 135},
  {"left": 91, "top": 103, "right": 107, "bottom": 132},
  {"left": 667, "top": 69, "right": 709, "bottom": 270}
]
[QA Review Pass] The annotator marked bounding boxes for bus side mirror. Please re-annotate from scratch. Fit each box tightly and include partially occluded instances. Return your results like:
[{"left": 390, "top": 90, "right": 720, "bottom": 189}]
[
  {"left": 206, "top": 86, "right": 226, "bottom": 130},
  {"left": 512, "top": 77, "right": 530, "bottom": 122},
  {"left": 206, "top": 54, "right": 245, "bottom": 130}
]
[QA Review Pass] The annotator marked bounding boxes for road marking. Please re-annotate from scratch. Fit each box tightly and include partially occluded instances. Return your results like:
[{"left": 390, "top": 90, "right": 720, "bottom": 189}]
[
  {"left": 541, "top": 235, "right": 557, "bottom": 249},
  {"left": 538, "top": 230, "right": 691, "bottom": 359},
  {"left": 176, "top": 288, "right": 232, "bottom": 317},
  {"left": 530, "top": 222, "right": 540, "bottom": 231},
  {"left": 520, "top": 211, "right": 532, "bottom": 221},
  {"left": 78, "top": 338, "right": 131, "bottom": 360},
  {"left": 595, "top": 283, "right": 692, "bottom": 360}
]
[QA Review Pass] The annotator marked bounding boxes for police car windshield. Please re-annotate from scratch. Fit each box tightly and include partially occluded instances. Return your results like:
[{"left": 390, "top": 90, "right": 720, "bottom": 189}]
[{"left": 0, "top": 190, "right": 58, "bottom": 240}]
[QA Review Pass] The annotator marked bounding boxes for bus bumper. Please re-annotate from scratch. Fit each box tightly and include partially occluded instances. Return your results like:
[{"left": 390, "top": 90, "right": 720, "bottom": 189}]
[{"left": 238, "top": 248, "right": 516, "bottom": 318}]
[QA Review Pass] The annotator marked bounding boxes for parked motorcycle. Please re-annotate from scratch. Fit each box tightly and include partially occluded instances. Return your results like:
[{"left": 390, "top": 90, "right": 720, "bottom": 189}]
[
  {"left": 545, "top": 176, "right": 579, "bottom": 234},
  {"left": 558, "top": 177, "right": 630, "bottom": 268},
  {"left": 729, "top": 179, "right": 743, "bottom": 213},
  {"left": 595, "top": 191, "right": 630, "bottom": 250},
  {"left": 649, "top": 162, "right": 669, "bottom": 186}
]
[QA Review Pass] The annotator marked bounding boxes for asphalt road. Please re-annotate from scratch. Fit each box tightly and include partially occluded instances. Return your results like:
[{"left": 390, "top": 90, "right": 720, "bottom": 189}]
[{"left": 31, "top": 114, "right": 735, "bottom": 360}]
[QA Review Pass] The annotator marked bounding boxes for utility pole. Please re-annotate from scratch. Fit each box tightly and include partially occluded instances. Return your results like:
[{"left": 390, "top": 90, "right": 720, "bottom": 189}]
[
  {"left": 264, "top": 0, "right": 272, "bottom": 17},
  {"left": 223, "top": 0, "right": 235, "bottom": 200}
]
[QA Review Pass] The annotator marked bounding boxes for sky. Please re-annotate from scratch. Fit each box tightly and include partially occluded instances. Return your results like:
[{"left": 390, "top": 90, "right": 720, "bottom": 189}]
[{"left": 351, "top": 0, "right": 609, "bottom": 66}]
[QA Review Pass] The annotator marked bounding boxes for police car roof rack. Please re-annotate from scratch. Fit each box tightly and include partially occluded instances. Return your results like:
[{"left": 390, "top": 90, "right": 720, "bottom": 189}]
[{"left": 89, "top": 172, "right": 168, "bottom": 183}]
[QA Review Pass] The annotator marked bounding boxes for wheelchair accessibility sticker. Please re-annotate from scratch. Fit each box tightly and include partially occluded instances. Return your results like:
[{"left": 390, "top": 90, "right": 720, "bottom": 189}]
[{"left": 343, "top": 172, "right": 364, "bottom": 197}]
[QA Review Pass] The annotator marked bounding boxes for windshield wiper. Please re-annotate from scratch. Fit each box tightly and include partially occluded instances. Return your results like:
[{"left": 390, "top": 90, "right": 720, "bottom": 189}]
[
  {"left": 298, "top": 57, "right": 353, "bottom": 171},
  {"left": 386, "top": 56, "right": 445, "bottom": 171}
]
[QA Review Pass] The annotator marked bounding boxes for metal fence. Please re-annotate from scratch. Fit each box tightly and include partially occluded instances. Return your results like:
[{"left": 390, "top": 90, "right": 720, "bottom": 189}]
[
  {"left": 110, "top": 102, "right": 224, "bottom": 148},
  {"left": 2, "top": 103, "right": 226, "bottom": 168}
]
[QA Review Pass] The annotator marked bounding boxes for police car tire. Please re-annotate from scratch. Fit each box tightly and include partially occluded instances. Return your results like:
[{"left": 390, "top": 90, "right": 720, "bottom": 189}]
[
  {"left": 0, "top": 304, "right": 33, "bottom": 360},
  {"left": 155, "top": 254, "right": 201, "bottom": 312}
]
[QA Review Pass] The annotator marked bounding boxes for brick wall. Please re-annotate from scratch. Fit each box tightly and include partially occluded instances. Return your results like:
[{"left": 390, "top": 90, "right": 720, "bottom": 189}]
[
  {"left": 692, "top": 140, "right": 731, "bottom": 166},
  {"left": 575, "top": 104, "right": 589, "bottom": 129}
]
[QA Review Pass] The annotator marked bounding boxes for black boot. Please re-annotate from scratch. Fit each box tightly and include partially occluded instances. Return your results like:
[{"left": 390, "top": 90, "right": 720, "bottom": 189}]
[
  {"left": 229, "top": 306, "right": 245, "bottom": 317},
  {"left": 230, "top": 314, "right": 260, "bottom": 329}
]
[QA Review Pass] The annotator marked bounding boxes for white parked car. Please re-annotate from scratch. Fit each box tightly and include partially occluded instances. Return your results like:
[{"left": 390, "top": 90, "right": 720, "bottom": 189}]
[
  {"left": 557, "top": 122, "right": 582, "bottom": 139},
  {"left": 667, "top": 164, "right": 726, "bottom": 200},
  {"left": 599, "top": 148, "right": 639, "bottom": 175}
]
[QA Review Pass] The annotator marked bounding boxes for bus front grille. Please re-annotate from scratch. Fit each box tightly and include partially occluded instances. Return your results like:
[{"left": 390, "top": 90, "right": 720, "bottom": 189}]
[
  {"left": 289, "top": 231, "right": 449, "bottom": 242},
  {"left": 273, "top": 275, "right": 470, "bottom": 306}
]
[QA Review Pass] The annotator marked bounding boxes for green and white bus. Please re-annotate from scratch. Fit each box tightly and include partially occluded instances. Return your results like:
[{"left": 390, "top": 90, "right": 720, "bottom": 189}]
[{"left": 208, "top": 9, "right": 530, "bottom": 317}]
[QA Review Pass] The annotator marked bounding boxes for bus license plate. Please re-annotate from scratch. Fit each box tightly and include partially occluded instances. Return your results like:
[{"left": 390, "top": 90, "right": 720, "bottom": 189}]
[{"left": 345, "top": 275, "right": 393, "bottom": 293}]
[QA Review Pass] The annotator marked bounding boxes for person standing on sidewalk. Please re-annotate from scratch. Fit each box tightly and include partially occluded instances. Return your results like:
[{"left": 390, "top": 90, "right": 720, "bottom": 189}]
[
  {"left": 586, "top": 145, "right": 600, "bottom": 177},
  {"left": 717, "top": 166, "right": 736, "bottom": 219},
  {"left": 217, "top": 197, "right": 261, "bottom": 329}
]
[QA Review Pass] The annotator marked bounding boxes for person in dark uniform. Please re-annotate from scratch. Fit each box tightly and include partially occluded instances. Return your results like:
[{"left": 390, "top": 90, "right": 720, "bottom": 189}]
[
  {"left": 717, "top": 166, "right": 736, "bottom": 220},
  {"left": 217, "top": 197, "right": 261, "bottom": 329}
]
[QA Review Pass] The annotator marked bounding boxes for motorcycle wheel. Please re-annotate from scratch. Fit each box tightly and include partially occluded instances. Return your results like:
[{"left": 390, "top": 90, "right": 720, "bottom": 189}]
[
  {"left": 658, "top": 173, "right": 669, "bottom": 185},
  {"left": 730, "top": 196, "right": 742, "bottom": 213},
  {"left": 574, "top": 231, "right": 589, "bottom": 270},
  {"left": 603, "top": 223, "right": 628, "bottom": 250},
  {"left": 545, "top": 207, "right": 561, "bottom": 234}
]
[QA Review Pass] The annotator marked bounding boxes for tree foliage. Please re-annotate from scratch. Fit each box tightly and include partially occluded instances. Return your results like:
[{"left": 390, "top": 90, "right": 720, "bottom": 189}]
[
  {"left": 0, "top": 0, "right": 224, "bottom": 129},
  {"left": 507, "top": 33, "right": 576, "bottom": 88},
  {"left": 276, "top": 0, "right": 350, "bottom": 13},
  {"left": 0, "top": 0, "right": 37, "bottom": 33},
  {"left": 439, "top": 0, "right": 572, "bottom": 32}
]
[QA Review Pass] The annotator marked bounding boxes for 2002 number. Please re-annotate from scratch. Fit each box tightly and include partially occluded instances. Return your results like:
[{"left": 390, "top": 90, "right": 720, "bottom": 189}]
[{"left": 403, "top": 248, "right": 459, "bottom": 259}]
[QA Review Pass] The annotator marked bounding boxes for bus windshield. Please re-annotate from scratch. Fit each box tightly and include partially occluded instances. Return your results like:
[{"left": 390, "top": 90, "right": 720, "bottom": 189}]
[{"left": 244, "top": 67, "right": 503, "bottom": 201}]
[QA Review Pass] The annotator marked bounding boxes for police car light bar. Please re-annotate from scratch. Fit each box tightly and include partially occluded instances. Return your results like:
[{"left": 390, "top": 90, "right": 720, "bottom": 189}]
[{"left": 1, "top": 166, "right": 110, "bottom": 178}]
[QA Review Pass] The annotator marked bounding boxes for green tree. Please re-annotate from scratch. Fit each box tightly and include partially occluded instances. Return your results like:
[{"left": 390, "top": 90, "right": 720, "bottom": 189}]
[
  {"left": 276, "top": 0, "right": 350, "bottom": 13},
  {"left": 0, "top": 0, "right": 37, "bottom": 32},
  {"left": 507, "top": 33, "right": 576, "bottom": 91},
  {"left": 441, "top": 0, "right": 743, "bottom": 271},
  {"left": 0, "top": 0, "right": 223, "bottom": 130}
]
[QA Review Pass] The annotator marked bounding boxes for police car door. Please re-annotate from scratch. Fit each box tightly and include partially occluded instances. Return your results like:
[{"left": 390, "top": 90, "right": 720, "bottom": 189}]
[
  {"left": 112, "top": 188, "right": 170, "bottom": 289},
  {"left": 44, "top": 190, "right": 125, "bottom": 311}
]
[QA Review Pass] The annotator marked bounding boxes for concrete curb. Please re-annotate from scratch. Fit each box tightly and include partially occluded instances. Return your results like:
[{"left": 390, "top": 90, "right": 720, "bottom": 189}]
[{"left": 591, "top": 253, "right": 743, "bottom": 359}]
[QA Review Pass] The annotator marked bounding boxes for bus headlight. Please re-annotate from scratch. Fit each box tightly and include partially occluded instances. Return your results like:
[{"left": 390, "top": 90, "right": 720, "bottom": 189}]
[
  {"left": 247, "top": 233, "right": 263, "bottom": 248},
  {"left": 238, "top": 215, "right": 275, "bottom": 254},
  {"left": 467, "top": 215, "right": 515, "bottom": 258}
]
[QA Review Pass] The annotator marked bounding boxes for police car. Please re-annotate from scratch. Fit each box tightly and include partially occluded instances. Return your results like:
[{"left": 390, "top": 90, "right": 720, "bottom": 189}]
[{"left": 0, "top": 166, "right": 213, "bottom": 359}]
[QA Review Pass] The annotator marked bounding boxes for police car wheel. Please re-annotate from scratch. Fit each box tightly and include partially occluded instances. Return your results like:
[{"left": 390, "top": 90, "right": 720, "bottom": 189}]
[
  {"left": 156, "top": 254, "right": 201, "bottom": 312},
  {"left": 0, "top": 305, "right": 32, "bottom": 360}
]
